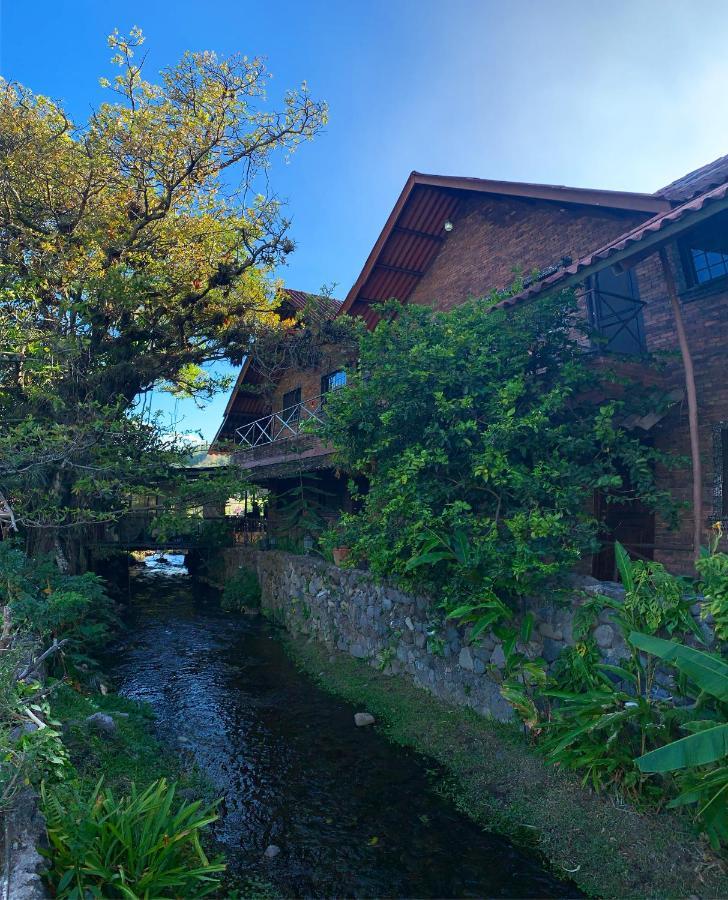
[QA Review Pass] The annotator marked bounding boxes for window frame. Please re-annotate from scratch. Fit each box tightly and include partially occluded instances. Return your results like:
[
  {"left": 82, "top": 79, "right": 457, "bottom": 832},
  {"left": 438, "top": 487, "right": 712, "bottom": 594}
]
[
  {"left": 320, "top": 369, "right": 347, "bottom": 395},
  {"left": 586, "top": 267, "right": 646, "bottom": 356},
  {"left": 678, "top": 215, "right": 728, "bottom": 297}
]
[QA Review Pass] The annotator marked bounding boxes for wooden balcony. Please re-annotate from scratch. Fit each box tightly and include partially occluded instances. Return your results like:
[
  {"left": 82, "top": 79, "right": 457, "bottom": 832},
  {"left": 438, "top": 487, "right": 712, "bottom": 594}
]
[{"left": 232, "top": 393, "right": 335, "bottom": 479}]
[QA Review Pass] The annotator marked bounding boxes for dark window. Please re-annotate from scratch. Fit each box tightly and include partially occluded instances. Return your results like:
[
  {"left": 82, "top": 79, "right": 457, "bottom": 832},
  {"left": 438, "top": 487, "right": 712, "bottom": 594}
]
[
  {"left": 321, "top": 369, "right": 347, "bottom": 394},
  {"left": 281, "top": 387, "right": 301, "bottom": 425},
  {"left": 681, "top": 213, "right": 728, "bottom": 288},
  {"left": 587, "top": 267, "right": 645, "bottom": 355},
  {"left": 712, "top": 424, "right": 728, "bottom": 518}
]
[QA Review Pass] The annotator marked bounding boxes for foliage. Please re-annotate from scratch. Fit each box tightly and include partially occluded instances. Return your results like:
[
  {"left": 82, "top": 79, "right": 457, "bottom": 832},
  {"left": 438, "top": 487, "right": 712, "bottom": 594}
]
[
  {"left": 0, "top": 541, "right": 117, "bottom": 677},
  {"left": 631, "top": 633, "right": 728, "bottom": 848},
  {"left": 41, "top": 777, "right": 225, "bottom": 898},
  {"left": 515, "top": 544, "right": 706, "bottom": 799},
  {"left": 271, "top": 472, "right": 334, "bottom": 551},
  {"left": 0, "top": 623, "right": 72, "bottom": 811},
  {"left": 0, "top": 28, "right": 325, "bottom": 566},
  {"left": 321, "top": 294, "right": 677, "bottom": 632},
  {"left": 221, "top": 566, "right": 262, "bottom": 612},
  {"left": 696, "top": 522, "right": 728, "bottom": 642}
]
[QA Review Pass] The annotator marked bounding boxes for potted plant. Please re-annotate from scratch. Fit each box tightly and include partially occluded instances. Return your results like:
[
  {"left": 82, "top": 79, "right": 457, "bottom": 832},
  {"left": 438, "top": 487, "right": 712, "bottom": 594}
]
[{"left": 320, "top": 524, "right": 351, "bottom": 567}]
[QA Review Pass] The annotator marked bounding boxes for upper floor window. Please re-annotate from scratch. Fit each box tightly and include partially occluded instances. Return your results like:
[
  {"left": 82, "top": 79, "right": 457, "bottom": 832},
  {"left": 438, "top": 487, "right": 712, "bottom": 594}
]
[
  {"left": 281, "top": 387, "right": 301, "bottom": 425},
  {"left": 586, "top": 267, "right": 645, "bottom": 355},
  {"left": 681, "top": 213, "right": 728, "bottom": 288},
  {"left": 321, "top": 369, "right": 347, "bottom": 394}
]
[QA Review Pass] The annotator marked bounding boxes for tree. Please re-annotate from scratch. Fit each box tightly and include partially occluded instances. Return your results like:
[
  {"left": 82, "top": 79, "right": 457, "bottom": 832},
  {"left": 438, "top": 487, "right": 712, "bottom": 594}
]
[{"left": 0, "top": 29, "right": 327, "bottom": 566}]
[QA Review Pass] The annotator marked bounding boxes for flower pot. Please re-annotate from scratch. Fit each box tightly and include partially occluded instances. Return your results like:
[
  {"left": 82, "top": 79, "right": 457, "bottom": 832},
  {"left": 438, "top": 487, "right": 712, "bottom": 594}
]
[{"left": 332, "top": 546, "right": 350, "bottom": 566}]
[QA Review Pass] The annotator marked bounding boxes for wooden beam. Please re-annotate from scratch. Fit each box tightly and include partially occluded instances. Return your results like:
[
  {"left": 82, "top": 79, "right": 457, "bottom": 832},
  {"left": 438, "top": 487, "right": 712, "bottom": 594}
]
[
  {"left": 374, "top": 263, "right": 425, "bottom": 277},
  {"left": 393, "top": 225, "right": 444, "bottom": 242}
]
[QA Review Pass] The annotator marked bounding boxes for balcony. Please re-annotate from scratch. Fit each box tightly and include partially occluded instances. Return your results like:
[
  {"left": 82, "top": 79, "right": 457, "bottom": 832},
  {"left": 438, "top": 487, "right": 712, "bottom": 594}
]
[
  {"left": 233, "top": 393, "right": 335, "bottom": 478},
  {"left": 235, "top": 394, "right": 326, "bottom": 449}
]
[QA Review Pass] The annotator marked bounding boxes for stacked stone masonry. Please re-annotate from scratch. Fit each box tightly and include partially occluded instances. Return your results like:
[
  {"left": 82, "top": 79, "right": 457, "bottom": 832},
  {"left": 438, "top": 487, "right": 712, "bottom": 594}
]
[{"left": 222, "top": 548, "right": 715, "bottom": 721}]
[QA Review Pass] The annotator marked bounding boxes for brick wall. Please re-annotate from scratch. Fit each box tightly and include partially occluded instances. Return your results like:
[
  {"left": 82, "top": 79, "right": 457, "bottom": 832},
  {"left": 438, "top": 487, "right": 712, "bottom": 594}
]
[
  {"left": 272, "top": 343, "right": 352, "bottom": 412},
  {"left": 408, "top": 195, "right": 648, "bottom": 311},
  {"left": 627, "top": 242, "right": 728, "bottom": 572}
]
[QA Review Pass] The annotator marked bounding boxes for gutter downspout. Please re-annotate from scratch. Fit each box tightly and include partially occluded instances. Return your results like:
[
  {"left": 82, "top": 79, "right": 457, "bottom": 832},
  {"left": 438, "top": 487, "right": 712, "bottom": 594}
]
[{"left": 658, "top": 247, "right": 703, "bottom": 561}]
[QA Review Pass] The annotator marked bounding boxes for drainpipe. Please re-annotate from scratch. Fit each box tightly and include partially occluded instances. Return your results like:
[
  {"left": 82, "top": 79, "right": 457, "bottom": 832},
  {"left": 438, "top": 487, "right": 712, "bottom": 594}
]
[{"left": 658, "top": 247, "right": 703, "bottom": 561}]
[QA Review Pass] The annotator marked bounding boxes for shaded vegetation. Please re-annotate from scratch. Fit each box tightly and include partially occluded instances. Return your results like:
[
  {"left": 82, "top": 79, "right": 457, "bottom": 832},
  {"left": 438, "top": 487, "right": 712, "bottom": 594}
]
[{"left": 285, "top": 632, "right": 728, "bottom": 899}]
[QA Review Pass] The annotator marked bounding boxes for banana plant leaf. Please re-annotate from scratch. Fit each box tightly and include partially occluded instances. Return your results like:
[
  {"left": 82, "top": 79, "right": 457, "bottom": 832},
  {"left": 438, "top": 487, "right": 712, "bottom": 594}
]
[
  {"left": 636, "top": 723, "right": 728, "bottom": 773},
  {"left": 629, "top": 632, "right": 728, "bottom": 702}
]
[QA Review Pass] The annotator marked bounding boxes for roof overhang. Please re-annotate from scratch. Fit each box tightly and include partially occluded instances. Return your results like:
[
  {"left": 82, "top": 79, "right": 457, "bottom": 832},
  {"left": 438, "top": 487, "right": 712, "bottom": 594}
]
[
  {"left": 339, "top": 172, "right": 670, "bottom": 323},
  {"left": 494, "top": 182, "right": 728, "bottom": 312}
]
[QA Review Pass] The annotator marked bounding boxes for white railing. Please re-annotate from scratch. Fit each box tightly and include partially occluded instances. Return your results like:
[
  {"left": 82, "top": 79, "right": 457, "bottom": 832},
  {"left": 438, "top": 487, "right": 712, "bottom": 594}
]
[{"left": 235, "top": 394, "right": 326, "bottom": 449}]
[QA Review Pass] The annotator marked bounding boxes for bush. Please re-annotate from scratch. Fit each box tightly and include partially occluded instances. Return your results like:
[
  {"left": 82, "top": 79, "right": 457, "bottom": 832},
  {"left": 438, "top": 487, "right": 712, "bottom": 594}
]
[
  {"left": 221, "top": 567, "right": 262, "bottom": 612},
  {"left": 320, "top": 293, "right": 678, "bottom": 633},
  {"left": 41, "top": 778, "right": 225, "bottom": 898},
  {"left": 0, "top": 542, "right": 117, "bottom": 678}
]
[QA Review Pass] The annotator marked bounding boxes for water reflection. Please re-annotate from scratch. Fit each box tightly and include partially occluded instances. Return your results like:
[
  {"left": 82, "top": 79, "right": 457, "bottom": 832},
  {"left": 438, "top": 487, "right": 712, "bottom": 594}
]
[{"left": 109, "top": 568, "right": 577, "bottom": 899}]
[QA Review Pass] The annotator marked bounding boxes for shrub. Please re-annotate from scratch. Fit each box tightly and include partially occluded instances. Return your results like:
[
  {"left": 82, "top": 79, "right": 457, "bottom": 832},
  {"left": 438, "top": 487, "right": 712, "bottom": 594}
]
[
  {"left": 0, "top": 542, "right": 117, "bottom": 678},
  {"left": 221, "top": 567, "right": 262, "bottom": 612},
  {"left": 631, "top": 634, "right": 728, "bottom": 849},
  {"left": 320, "top": 293, "right": 678, "bottom": 634},
  {"left": 41, "top": 778, "right": 225, "bottom": 898},
  {"left": 696, "top": 523, "right": 728, "bottom": 642}
]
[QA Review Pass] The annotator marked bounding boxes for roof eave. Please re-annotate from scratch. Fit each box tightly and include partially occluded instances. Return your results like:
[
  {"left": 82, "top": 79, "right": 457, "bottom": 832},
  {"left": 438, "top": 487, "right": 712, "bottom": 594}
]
[{"left": 494, "top": 191, "right": 728, "bottom": 312}]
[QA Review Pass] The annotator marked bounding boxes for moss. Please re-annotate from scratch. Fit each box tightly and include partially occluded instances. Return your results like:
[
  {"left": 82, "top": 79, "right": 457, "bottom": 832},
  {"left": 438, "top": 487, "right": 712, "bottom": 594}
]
[
  {"left": 50, "top": 683, "right": 210, "bottom": 800},
  {"left": 284, "top": 634, "right": 728, "bottom": 900}
]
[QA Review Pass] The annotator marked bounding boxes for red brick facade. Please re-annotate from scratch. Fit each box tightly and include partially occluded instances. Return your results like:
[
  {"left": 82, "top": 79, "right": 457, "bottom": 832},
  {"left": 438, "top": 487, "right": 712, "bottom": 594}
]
[{"left": 408, "top": 195, "right": 647, "bottom": 311}]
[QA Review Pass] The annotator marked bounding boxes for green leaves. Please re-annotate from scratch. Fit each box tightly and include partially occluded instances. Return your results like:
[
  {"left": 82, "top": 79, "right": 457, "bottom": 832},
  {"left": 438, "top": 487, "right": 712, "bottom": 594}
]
[
  {"left": 629, "top": 632, "right": 728, "bottom": 701},
  {"left": 637, "top": 724, "right": 728, "bottom": 773},
  {"left": 320, "top": 293, "right": 675, "bottom": 631},
  {"left": 41, "top": 778, "right": 225, "bottom": 898}
]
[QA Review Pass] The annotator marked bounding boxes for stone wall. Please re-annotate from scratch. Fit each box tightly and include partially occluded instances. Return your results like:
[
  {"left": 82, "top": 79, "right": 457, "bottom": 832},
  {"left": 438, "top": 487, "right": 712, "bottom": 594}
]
[{"left": 221, "top": 548, "right": 714, "bottom": 722}]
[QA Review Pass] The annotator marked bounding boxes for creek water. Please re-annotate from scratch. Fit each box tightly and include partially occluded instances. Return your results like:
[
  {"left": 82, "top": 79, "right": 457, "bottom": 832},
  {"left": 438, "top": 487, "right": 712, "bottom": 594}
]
[{"left": 108, "top": 555, "right": 577, "bottom": 899}]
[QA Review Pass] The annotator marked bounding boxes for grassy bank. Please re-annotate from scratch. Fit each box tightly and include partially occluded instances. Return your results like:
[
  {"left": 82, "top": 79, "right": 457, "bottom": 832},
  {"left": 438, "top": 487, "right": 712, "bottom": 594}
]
[
  {"left": 50, "top": 684, "right": 208, "bottom": 798},
  {"left": 284, "top": 633, "right": 728, "bottom": 899}
]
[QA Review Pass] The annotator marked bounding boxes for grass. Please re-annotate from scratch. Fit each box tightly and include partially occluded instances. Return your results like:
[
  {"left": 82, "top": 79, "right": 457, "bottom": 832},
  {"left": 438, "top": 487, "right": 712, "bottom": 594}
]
[
  {"left": 284, "top": 633, "right": 728, "bottom": 900},
  {"left": 49, "top": 683, "right": 280, "bottom": 899},
  {"left": 50, "top": 683, "right": 208, "bottom": 799}
]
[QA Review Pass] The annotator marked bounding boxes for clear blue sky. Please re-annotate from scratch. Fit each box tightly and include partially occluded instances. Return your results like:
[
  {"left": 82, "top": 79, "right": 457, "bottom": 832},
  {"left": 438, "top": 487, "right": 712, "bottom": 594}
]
[{"left": 3, "top": 0, "right": 728, "bottom": 439}]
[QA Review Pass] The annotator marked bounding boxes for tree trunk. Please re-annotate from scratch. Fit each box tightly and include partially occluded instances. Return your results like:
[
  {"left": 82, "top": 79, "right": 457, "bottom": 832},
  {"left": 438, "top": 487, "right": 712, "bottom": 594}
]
[{"left": 659, "top": 248, "right": 703, "bottom": 561}]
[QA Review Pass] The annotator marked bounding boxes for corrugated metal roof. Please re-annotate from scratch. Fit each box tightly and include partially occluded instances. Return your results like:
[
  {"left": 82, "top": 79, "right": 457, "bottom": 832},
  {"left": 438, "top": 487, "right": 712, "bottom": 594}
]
[
  {"left": 496, "top": 181, "right": 728, "bottom": 311},
  {"left": 339, "top": 172, "right": 668, "bottom": 324},
  {"left": 657, "top": 153, "right": 728, "bottom": 203},
  {"left": 279, "top": 288, "right": 341, "bottom": 322}
]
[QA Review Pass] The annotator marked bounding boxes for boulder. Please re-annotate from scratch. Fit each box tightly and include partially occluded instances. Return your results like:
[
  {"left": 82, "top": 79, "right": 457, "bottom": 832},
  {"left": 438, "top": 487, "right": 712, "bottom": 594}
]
[
  {"left": 263, "top": 844, "right": 281, "bottom": 859},
  {"left": 354, "top": 712, "right": 375, "bottom": 727},
  {"left": 86, "top": 712, "right": 116, "bottom": 734}
]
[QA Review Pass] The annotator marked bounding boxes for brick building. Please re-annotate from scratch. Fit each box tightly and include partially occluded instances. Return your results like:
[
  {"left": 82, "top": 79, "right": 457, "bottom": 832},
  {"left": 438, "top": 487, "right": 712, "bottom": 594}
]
[{"left": 213, "top": 157, "right": 728, "bottom": 574}]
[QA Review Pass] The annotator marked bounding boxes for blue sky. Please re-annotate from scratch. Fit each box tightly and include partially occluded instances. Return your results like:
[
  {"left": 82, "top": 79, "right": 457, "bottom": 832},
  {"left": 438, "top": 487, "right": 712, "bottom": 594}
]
[{"left": 3, "top": 0, "right": 728, "bottom": 439}]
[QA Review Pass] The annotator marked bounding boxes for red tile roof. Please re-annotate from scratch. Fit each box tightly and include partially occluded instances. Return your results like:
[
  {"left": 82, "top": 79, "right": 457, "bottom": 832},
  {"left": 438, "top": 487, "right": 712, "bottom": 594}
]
[
  {"left": 279, "top": 288, "right": 341, "bottom": 322},
  {"left": 495, "top": 180, "right": 728, "bottom": 311},
  {"left": 657, "top": 153, "right": 728, "bottom": 203}
]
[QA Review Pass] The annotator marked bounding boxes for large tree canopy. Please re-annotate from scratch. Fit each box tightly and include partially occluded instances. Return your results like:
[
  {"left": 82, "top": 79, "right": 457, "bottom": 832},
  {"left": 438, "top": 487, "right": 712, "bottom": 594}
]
[{"left": 0, "top": 29, "right": 326, "bottom": 562}]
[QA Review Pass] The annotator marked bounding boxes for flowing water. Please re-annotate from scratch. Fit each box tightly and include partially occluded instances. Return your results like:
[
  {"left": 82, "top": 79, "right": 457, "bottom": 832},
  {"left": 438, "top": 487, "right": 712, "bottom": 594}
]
[{"left": 109, "top": 555, "right": 577, "bottom": 898}]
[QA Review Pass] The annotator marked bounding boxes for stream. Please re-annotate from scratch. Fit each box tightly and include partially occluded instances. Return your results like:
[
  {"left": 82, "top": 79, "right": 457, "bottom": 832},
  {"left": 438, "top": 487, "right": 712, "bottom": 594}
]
[{"left": 108, "top": 555, "right": 577, "bottom": 898}]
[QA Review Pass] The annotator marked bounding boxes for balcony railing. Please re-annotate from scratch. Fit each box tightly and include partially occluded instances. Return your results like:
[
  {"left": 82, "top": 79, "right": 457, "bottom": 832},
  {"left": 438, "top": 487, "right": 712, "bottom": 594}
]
[
  {"left": 584, "top": 287, "right": 646, "bottom": 355},
  {"left": 235, "top": 394, "right": 326, "bottom": 449}
]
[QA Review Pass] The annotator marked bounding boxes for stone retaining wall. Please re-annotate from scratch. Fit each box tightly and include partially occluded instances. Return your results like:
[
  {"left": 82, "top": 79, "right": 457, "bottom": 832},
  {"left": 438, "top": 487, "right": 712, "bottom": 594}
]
[{"left": 222, "top": 548, "right": 713, "bottom": 721}]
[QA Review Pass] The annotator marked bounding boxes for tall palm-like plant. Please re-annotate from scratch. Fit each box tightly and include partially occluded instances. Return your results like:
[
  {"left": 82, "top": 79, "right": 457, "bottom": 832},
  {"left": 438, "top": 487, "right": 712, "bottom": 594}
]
[{"left": 631, "top": 633, "right": 728, "bottom": 848}]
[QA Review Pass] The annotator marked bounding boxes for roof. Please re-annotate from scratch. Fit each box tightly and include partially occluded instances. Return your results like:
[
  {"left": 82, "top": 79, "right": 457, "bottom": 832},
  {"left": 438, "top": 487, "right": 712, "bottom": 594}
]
[
  {"left": 657, "top": 153, "right": 728, "bottom": 203},
  {"left": 279, "top": 288, "right": 341, "bottom": 323},
  {"left": 210, "top": 288, "right": 341, "bottom": 447},
  {"left": 338, "top": 171, "right": 670, "bottom": 325},
  {"left": 495, "top": 180, "right": 728, "bottom": 311}
]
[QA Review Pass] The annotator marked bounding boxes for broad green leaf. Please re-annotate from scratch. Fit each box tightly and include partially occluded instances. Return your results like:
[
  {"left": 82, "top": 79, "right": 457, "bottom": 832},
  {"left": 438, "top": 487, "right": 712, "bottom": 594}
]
[
  {"left": 629, "top": 632, "right": 728, "bottom": 701},
  {"left": 636, "top": 724, "right": 728, "bottom": 773}
]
